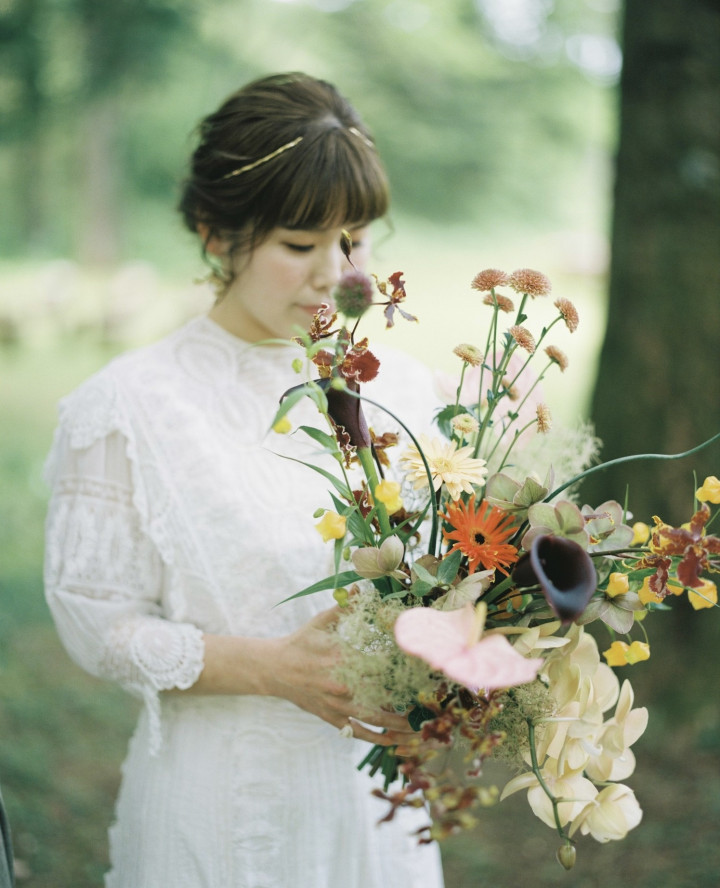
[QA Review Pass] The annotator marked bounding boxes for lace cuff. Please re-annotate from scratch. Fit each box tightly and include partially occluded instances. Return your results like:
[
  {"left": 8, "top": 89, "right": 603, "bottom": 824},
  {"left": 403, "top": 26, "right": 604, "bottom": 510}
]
[{"left": 102, "top": 616, "right": 205, "bottom": 754}]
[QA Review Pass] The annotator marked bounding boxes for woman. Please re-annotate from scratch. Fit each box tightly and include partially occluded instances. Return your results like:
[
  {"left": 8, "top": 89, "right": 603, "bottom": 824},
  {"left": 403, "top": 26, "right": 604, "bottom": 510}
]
[{"left": 44, "top": 72, "right": 445, "bottom": 887}]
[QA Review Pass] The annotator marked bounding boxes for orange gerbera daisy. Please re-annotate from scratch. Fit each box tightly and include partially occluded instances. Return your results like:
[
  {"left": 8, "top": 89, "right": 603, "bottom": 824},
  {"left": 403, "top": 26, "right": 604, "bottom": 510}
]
[{"left": 440, "top": 495, "right": 519, "bottom": 575}]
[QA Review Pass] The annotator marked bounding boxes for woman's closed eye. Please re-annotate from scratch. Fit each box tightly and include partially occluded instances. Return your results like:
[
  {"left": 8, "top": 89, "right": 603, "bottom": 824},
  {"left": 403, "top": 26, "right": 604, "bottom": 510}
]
[{"left": 283, "top": 242, "right": 315, "bottom": 253}]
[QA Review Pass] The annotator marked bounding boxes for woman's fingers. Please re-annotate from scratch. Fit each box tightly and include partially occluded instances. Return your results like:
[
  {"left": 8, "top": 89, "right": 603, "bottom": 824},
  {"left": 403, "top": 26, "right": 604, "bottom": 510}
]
[{"left": 308, "top": 605, "right": 342, "bottom": 630}]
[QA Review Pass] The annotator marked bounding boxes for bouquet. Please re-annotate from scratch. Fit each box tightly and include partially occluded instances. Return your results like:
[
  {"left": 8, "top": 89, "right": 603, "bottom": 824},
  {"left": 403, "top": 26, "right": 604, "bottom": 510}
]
[{"left": 271, "top": 256, "right": 719, "bottom": 869}]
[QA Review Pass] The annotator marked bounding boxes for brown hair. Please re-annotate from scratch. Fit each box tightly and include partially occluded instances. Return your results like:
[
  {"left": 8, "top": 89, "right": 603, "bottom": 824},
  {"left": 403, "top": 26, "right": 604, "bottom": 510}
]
[{"left": 178, "top": 72, "right": 389, "bottom": 287}]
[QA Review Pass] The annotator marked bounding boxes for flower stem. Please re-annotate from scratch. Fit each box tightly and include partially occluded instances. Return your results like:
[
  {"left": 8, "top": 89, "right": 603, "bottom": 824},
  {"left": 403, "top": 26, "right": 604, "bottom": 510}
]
[
  {"left": 527, "top": 719, "right": 569, "bottom": 841},
  {"left": 357, "top": 446, "right": 392, "bottom": 536}
]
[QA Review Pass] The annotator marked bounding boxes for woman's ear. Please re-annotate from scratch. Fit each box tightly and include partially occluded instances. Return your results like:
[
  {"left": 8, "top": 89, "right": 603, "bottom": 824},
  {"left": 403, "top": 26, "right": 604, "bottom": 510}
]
[{"left": 197, "top": 223, "right": 227, "bottom": 257}]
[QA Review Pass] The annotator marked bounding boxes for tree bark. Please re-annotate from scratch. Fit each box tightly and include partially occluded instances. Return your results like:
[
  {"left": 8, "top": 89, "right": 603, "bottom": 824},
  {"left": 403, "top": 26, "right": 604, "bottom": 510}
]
[{"left": 586, "top": 0, "right": 720, "bottom": 524}]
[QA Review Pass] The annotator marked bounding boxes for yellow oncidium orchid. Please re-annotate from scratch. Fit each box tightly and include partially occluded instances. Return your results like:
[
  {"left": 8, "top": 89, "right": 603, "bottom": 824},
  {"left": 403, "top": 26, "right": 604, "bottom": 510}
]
[
  {"left": 638, "top": 577, "right": 683, "bottom": 606},
  {"left": 687, "top": 578, "right": 718, "bottom": 610},
  {"left": 696, "top": 475, "right": 720, "bottom": 504},
  {"left": 606, "top": 572, "right": 630, "bottom": 598},
  {"left": 631, "top": 522, "right": 650, "bottom": 545},
  {"left": 603, "top": 640, "right": 650, "bottom": 667},
  {"left": 314, "top": 511, "right": 346, "bottom": 542},
  {"left": 373, "top": 479, "right": 404, "bottom": 515}
]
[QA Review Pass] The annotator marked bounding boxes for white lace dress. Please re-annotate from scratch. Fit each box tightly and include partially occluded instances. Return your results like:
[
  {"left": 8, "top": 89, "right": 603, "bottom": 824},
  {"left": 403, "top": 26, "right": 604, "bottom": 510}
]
[{"left": 44, "top": 316, "right": 445, "bottom": 888}]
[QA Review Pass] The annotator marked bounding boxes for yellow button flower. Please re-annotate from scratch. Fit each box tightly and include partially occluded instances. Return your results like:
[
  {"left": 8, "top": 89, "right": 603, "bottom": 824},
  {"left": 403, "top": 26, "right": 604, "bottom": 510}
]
[
  {"left": 625, "top": 640, "right": 650, "bottom": 663},
  {"left": 603, "top": 641, "right": 630, "bottom": 666},
  {"left": 315, "top": 511, "right": 346, "bottom": 542},
  {"left": 696, "top": 476, "right": 720, "bottom": 504},
  {"left": 603, "top": 640, "right": 650, "bottom": 666},
  {"left": 631, "top": 522, "right": 650, "bottom": 545},
  {"left": 687, "top": 578, "right": 718, "bottom": 610},
  {"left": 606, "top": 572, "right": 630, "bottom": 598},
  {"left": 272, "top": 416, "right": 292, "bottom": 434},
  {"left": 374, "top": 480, "right": 404, "bottom": 515}
]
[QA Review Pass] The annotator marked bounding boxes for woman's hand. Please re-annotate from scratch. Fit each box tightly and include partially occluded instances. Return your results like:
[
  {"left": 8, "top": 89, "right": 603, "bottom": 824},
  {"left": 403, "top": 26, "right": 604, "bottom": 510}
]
[
  {"left": 182, "top": 607, "right": 420, "bottom": 749},
  {"left": 263, "top": 606, "right": 419, "bottom": 748}
]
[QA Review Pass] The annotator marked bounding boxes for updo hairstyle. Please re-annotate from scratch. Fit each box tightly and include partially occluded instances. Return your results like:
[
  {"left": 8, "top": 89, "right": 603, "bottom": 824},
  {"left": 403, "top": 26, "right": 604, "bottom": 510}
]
[{"left": 178, "top": 72, "right": 389, "bottom": 290}]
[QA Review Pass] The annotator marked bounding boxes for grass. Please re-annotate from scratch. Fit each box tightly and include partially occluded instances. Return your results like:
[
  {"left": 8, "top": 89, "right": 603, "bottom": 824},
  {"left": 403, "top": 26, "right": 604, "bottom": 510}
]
[{"left": 1, "top": 243, "right": 718, "bottom": 886}]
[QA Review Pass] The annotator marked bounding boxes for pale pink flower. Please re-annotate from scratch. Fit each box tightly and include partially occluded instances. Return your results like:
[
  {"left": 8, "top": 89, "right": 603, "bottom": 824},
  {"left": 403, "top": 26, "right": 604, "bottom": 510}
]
[{"left": 394, "top": 603, "right": 542, "bottom": 691}]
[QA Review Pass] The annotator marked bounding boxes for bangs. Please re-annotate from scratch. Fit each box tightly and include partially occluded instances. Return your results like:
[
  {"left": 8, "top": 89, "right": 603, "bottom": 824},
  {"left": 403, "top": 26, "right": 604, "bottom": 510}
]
[{"left": 257, "top": 130, "right": 389, "bottom": 232}]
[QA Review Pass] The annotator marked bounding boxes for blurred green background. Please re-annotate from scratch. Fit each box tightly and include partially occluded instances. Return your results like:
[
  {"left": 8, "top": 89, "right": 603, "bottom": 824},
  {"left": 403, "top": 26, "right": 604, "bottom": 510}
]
[{"left": 1, "top": 0, "right": 719, "bottom": 886}]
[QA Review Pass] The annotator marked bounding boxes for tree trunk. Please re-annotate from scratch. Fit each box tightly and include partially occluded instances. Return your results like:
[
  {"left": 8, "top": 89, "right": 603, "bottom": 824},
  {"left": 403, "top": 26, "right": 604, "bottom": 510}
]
[{"left": 586, "top": 0, "right": 720, "bottom": 525}]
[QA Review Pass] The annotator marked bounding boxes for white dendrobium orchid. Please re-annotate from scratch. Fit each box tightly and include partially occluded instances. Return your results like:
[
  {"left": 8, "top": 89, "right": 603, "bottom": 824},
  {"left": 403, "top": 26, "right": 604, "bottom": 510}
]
[
  {"left": 584, "top": 680, "right": 649, "bottom": 782},
  {"left": 570, "top": 784, "right": 643, "bottom": 842},
  {"left": 493, "top": 621, "right": 570, "bottom": 658},
  {"left": 351, "top": 536, "right": 406, "bottom": 580},
  {"left": 501, "top": 761, "right": 597, "bottom": 828}
]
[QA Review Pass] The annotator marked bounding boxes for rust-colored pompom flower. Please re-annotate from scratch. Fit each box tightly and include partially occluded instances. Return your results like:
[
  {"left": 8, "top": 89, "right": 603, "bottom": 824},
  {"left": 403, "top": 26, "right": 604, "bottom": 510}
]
[
  {"left": 483, "top": 292, "right": 515, "bottom": 313},
  {"left": 508, "top": 268, "right": 552, "bottom": 298},
  {"left": 471, "top": 269, "right": 510, "bottom": 292},
  {"left": 509, "top": 325, "right": 536, "bottom": 354},
  {"left": 453, "top": 343, "right": 483, "bottom": 366},
  {"left": 554, "top": 297, "right": 579, "bottom": 332},
  {"left": 545, "top": 345, "right": 569, "bottom": 372},
  {"left": 334, "top": 270, "right": 374, "bottom": 318}
]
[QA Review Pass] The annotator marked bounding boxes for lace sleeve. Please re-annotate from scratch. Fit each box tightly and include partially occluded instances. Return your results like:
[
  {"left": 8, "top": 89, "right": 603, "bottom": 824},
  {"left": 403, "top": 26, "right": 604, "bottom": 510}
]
[{"left": 44, "top": 423, "right": 205, "bottom": 750}]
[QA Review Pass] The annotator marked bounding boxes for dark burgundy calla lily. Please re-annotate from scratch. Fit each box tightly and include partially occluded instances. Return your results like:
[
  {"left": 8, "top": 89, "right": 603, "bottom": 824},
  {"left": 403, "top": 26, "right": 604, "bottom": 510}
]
[
  {"left": 512, "top": 534, "right": 597, "bottom": 624},
  {"left": 324, "top": 378, "right": 372, "bottom": 449},
  {"left": 280, "top": 377, "right": 372, "bottom": 450}
]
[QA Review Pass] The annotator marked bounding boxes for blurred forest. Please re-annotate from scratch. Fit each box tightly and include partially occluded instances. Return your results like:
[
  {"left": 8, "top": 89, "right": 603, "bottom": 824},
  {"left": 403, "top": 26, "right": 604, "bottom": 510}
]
[{"left": 1, "top": 0, "right": 719, "bottom": 886}]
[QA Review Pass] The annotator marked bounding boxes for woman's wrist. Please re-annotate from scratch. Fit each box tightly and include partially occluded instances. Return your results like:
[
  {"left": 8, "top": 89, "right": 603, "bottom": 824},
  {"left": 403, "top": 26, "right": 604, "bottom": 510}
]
[{"left": 179, "top": 633, "right": 286, "bottom": 697}]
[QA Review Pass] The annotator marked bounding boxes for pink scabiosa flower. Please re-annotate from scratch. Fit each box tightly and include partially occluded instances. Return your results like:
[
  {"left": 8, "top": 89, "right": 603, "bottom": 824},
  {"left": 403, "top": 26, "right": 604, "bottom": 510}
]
[
  {"left": 545, "top": 345, "right": 568, "bottom": 371},
  {"left": 483, "top": 292, "right": 515, "bottom": 313},
  {"left": 333, "top": 270, "right": 374, "bottom": 318},
  {"left": 508, "top": 268, "right": 552, "bottom": 298},
  {"left": 471, "top": 268, "right": 510, "bottom": 292},
  {"left": 554, "top": 297, "right": 579, "bottom": 332},
  {"left": 509, "top": 325, "right": 536, "bottom": 354}
]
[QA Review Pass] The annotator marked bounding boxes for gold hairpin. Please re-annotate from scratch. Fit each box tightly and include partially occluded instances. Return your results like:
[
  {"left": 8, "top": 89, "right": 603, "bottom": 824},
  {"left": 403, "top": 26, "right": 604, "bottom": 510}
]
[
  {"left": 221, "top": 126, "right": 374, "bottom": 180},
  {"left": 222, "top": 136, "right": 304, "bottom": 179},
  {"left": 348, "top": 126, "right": 374, "bottom": 148}
]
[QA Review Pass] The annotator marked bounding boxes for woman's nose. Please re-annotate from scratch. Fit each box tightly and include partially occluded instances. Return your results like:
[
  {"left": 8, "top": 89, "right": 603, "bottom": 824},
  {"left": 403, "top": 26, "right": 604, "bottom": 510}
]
[{"left": 312, "top": 243, "right": 347, "bottom": 290}]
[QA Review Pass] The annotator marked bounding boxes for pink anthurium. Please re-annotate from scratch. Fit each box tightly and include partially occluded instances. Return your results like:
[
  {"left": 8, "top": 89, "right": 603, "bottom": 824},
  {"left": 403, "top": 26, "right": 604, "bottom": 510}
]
[{"left": 394, "top": 602, "right": 543, "bottom": 692}]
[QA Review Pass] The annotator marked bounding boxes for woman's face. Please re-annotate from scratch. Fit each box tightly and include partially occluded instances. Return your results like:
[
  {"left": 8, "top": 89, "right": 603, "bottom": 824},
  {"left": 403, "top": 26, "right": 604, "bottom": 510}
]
[{"left": 209, "top": 224, "right": 371, "bottom": 342}]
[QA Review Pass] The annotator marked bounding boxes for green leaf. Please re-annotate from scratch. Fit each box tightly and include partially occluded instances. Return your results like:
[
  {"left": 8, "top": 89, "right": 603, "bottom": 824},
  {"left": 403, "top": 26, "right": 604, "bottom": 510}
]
[
  {"left": 436, "top": 549, "right": 462, "bottom": 584},
  {"left": 297, "top": 425, "right": 341, "bottom": 454},
  {"left": 273, "top": 452, "right": 352, "bottom": 500},
  {"left": 409, "top": 579, "right": 434, "bottom": 598},
  {"left": 412, "top": 562, "right": 439, "bottom": 587},
  {"left": 277, "top": 570, "right": 364, "bottom": 604},
  {"left": 271, "top": 384, "right": 313, "bottom": 427},
  {"left": 434, "top": 403, "right": 468, "bottom": 438}
]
